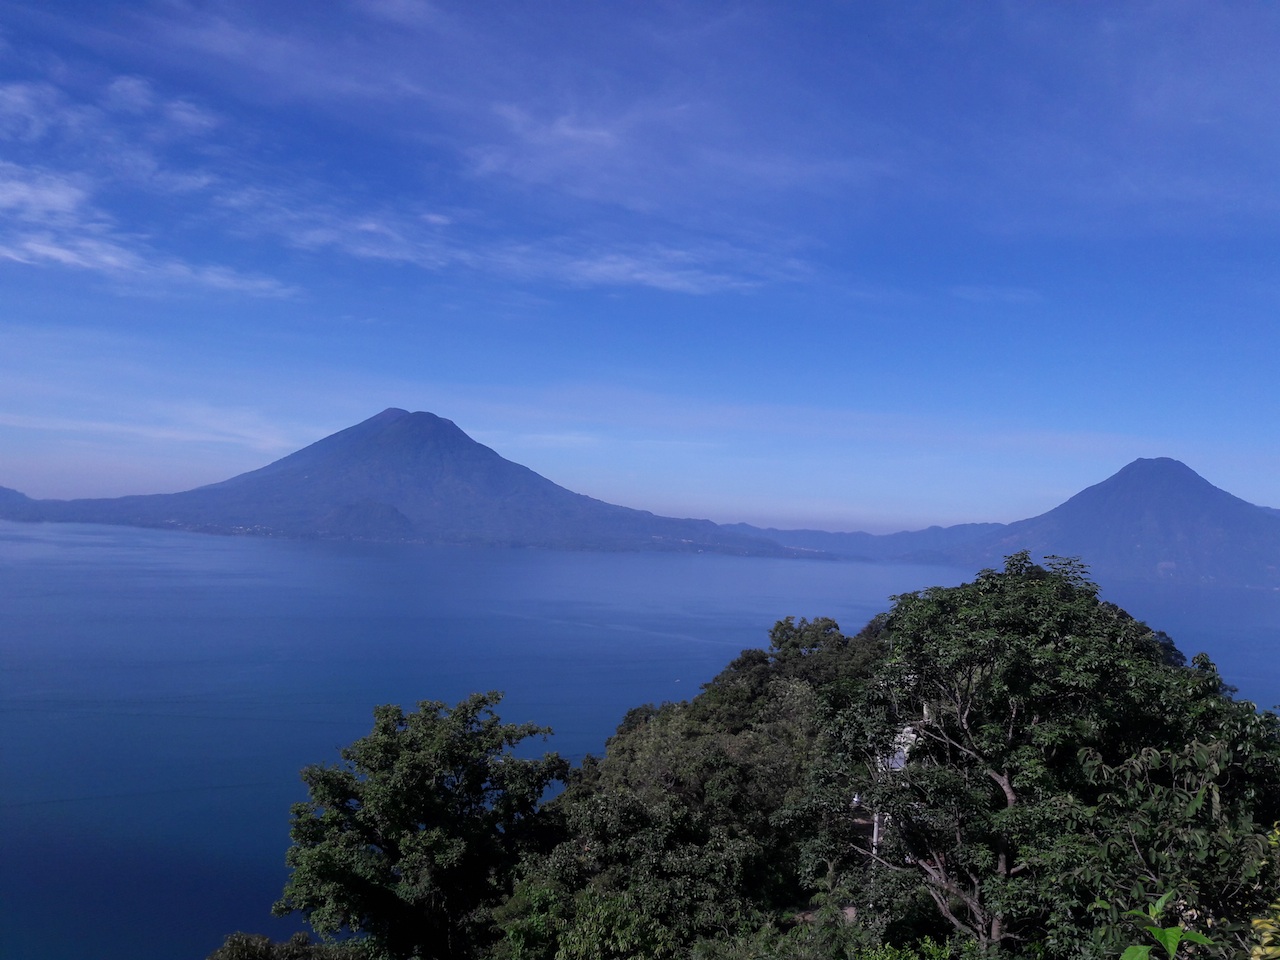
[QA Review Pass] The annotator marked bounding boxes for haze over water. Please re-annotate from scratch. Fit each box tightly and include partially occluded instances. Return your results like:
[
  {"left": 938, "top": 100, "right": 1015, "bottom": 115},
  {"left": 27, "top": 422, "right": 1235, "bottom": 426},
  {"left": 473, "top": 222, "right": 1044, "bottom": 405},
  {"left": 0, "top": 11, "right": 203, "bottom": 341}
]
[{"left": 2, "top": 520, "right": 1277, "bottom": 960}]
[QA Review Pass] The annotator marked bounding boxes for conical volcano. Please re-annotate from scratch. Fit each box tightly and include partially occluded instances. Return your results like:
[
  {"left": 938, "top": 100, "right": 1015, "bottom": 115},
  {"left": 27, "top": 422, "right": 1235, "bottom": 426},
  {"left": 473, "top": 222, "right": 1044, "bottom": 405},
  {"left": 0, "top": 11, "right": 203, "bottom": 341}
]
[
  {"left": 728, "top": 457, "right": 1280, "bottom": 585},
  {"left": 5, "top": 417, "right": 1278, "bottom": 582},
  {"left": 0, "top": 409, "right": 791, "bottom": 555},
  {"left": 968, "top": 457, "right": 1280, "bottom": 583}
]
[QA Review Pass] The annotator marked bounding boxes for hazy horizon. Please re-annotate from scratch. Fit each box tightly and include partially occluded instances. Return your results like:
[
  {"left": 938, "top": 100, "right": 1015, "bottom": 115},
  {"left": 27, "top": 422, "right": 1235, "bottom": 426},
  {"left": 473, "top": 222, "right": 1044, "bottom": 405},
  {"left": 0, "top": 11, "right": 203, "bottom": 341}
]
[{"left": 6, "top": 409, "right": 1277, "bottom": 538}]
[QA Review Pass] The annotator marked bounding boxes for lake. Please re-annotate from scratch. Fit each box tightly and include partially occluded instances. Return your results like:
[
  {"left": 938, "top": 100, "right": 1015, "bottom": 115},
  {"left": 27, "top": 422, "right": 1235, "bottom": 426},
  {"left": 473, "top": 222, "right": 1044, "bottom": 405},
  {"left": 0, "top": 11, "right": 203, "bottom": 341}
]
[{"left": 1, "top": 520, "right": 1276, "bottom": 960}]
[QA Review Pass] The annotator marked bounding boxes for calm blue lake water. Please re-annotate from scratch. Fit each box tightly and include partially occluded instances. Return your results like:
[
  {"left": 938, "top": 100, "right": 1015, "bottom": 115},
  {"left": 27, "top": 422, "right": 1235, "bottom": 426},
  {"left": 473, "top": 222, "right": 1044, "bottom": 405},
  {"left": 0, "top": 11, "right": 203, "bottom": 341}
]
[{"left": 2, "top": 520, "right": 1276, "bottom": 960}]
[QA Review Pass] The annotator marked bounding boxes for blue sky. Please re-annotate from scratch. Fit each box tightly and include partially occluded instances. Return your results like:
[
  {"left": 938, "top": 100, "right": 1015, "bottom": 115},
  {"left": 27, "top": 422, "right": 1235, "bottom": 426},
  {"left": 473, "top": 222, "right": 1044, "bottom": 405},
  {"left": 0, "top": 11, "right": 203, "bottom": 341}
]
[{"left": 2, "top": 2, "right": 1278, "bottom": 532}]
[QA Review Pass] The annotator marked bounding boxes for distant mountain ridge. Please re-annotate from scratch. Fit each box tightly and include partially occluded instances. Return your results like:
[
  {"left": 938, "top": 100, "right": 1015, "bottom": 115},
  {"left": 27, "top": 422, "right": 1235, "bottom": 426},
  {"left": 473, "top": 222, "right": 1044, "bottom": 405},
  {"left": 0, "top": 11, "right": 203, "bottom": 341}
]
[
  {"left": 0, "top": 409, "right": 793, "bottom": 557},
  {"left": 3, "top": 410, "right": 1278, "bottom": 585},
  {"left": 730, "top": 457, "right": 1280, "bottom": 586}
]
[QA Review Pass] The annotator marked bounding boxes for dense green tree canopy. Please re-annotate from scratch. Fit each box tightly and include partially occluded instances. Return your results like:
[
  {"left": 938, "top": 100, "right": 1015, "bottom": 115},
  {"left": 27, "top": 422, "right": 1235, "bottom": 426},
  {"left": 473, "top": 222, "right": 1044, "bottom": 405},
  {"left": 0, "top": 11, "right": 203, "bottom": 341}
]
[
  {"left": 240, "top": 555, "right": 1279, "bottom": 960},
  {"left": 803, "top": 554, "right": 1280, "bottom": 958},
  {"left": 272, "top": 692, "right": 568, "bottom": 960},
  {"left": 490, "top": 614, "right": 888, "bottom": 959}
]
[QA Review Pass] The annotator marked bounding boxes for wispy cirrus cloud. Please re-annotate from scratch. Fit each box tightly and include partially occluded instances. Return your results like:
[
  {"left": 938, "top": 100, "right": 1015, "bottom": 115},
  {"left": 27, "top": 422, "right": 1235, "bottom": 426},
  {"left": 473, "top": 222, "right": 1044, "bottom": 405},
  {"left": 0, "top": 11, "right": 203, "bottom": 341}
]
[
  {"left": 0, "top": 166, "right": 88, "bottom": 217},
  {"left": 213, "top": 182, "right": 786, "bottom": 294},
  {"left": 948, "top": 285, "right": 1042, "bottom": 305},
  {"left": 519, "top": 249, "right": 748, "bottom": 295},
  {"left": 98, "top": 4, "right": 888, "bottom": 232},
  {"left": 0, "top": 54, "right": 802, "bottom": 297},
  {"left": 0, "top": 409, "right": 295, "bottom": 452},
  {"left": 0, "top": 162, "right": 294, "bottom": 297},
  {"left": 355, "top": 0, "right": 454, "bottom": 32},
  {"left": 141, "top": 10, "right": 450, "bottom": 106},
  {"left": 0, "top": 77, "right": 293, "bottom": 297},
  {"left": 0, "top": 78, "right": 217, "bottom": 190},
  {"left": 473, "top": 98, "right": 894, "bottom": 224},
  {"left": 12, "top": 4, "right": 1276, "bottom": 319},
  {"left": 21, "top": 1, "right": 1280, "bottom": 257}
]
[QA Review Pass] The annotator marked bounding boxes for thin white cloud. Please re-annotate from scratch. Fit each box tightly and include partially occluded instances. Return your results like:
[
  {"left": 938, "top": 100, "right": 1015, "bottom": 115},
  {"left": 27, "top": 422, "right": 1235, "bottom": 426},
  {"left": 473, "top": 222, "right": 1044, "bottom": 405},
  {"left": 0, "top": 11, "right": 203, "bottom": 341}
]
[
  {"left": 495, "top": 431, "right": 604, "bottom": 450},
  {"left": 27, "top": 2, "right": 1280, "bottom": 245},
  {"left": 949, "top": 285, "right": 1043, "bottom": 305},
  {"left": 161, "top": 99, "right": 221, "bottom": 136},
  {"left": 0, "top": 77, "right": 222, "bottom": 193},
  {"left": 0, "top": 81, "right": 64, "bottom": 140},
  {"left": 0, "top": 410, "right": 294, "bottom": 451},
  {"left": 214, "top": 182, "right": 779, "bottom": 293},
  {"left": 0, "top": 84, "right": 292, "bottom": 298},
  {"left": 102, "top": 76, "right": 157, "bottom": 113},
  {"left": 0, "top": 168, "right": 88, "bottom": 218},
  {"left": 489, "top": 104, "right": 623, "bottom": 153},
  {"left": 15, "top": 2, "right": 1278, "bottom": 312},
  {"left": 153, "top": 261, "right": 295, "bottom": 297},
  {"left": 355, "top": 0, "right": 453, "bottom": 31},
  {"left": 475, "top": 97, "right": 896, "bottom": 220},
  {"left": 146, "top": 13, "right": 430, "bottom": 104},
  {"left": 0, "top": 10, "right": 851, "bottom": 297},
  {"left": 0, "top": 215, "right": 293, "bottom": 299},
  {"left": 0, "top": 78, "right": 216, "bottom": 152},
  {"left": 506, "top": 248, "right": 752, "bottom": 295},
  {"left": 114, "top": 6, "right": 891, "bottom": 226}
]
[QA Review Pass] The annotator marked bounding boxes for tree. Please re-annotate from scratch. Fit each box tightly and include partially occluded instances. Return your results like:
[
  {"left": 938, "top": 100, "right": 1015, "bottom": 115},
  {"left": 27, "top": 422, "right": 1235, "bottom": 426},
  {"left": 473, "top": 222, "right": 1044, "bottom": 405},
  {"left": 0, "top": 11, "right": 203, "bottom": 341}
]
[
  {"left": 1072, "top": 736, "right": 1280, "bottom": 956},
  {"left": 273, "top": 692, "right": 568, "bottom": 960},
  {"left": 206, "top": 931, "right": 370, "bottom": 960},
  {"left": 1249, "top": 826, "right": 1280, "bottom": 959},
  {"left": 492, "top": 616, "right": 888, "bottom": 959},
  {"left": 802, "top": 554, "right": 1280, "bottom": 956}
]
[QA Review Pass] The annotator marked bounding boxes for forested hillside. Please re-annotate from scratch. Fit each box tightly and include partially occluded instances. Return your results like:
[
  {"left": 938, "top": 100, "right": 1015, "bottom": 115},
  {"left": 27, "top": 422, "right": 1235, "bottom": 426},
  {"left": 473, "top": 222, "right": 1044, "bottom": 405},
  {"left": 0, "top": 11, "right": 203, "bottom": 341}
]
[{"left": 211, "top": 555, "right": 1280, "bottom": 960}]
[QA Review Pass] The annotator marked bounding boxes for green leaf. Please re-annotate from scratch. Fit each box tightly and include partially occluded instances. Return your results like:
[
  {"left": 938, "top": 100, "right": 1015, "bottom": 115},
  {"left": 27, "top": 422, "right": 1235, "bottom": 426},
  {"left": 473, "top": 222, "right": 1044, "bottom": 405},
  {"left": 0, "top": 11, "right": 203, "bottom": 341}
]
[
  {"left": 1124, "top": 907, "right": 1157, "bottom": 926},
  {"left": 1186, "top": 786, "right": 1206, "bottom": 817},
  {"left": 1149, "top": 926, "right": 1180, "bottom": 958}
]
